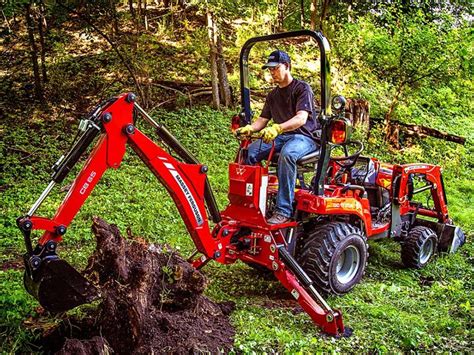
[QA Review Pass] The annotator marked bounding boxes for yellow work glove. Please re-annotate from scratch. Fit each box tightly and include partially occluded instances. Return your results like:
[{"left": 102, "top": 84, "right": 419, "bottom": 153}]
[
  {"left": 261, "top": 124, "right": 283, "bottom": 143},
  {"left": 234, "top": 124, "right": 254, "bottom": 139}
]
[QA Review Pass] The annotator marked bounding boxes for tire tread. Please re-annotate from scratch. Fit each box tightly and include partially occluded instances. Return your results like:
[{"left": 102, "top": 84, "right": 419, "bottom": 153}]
[
  {"left": 401, "top": 226, "right": 437, "bottom": 268},
  {"left": 296, "top": 221, "right": 368, "bottom": 295}
]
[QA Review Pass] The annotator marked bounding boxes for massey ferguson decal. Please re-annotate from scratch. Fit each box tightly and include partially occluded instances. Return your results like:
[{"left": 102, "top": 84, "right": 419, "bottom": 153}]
[
  {"left": 236, "top": 166, "right": 246, "bottom": 175},
  {"left": 169, "top": 169, "right": 204, "bottom": 226}
]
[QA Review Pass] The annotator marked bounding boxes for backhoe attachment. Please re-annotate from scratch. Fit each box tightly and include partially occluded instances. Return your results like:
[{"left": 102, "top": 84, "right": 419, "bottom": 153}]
[
  {"left": 17, "top": 92, "right": 348, "bottom": 337},
  {"left": 17, "top": 93, "right": 219, "bottom": 313}
]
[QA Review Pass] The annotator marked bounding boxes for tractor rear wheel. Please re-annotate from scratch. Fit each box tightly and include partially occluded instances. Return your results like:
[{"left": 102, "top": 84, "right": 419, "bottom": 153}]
[
  {"left": 401, "top": 226, "right": 438, "bottom": 268},
  {"left": 296, "top": 222, "right": 368, "bottom": 295}
]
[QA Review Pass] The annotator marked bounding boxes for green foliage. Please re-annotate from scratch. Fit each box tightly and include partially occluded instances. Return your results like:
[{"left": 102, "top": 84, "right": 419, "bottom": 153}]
[
  {"left": 331, "top": 13, "right": 472, "bottom": 123},
  {"left": 0, "top": 270, "right": 41, "bottom": 353}
]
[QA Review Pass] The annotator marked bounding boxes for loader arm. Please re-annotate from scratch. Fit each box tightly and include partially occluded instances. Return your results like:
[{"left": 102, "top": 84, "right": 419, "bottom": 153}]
[{"left": 392, "top": 163, "right": 449, "bottom": 223}]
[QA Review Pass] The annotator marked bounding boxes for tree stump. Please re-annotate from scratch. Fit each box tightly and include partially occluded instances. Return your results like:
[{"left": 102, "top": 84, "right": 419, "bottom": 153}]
[
  {"left": 346, "top": 98, "right": 370, "bottom": 126},
  {"left": 52, "top": 217, "right": 235, "bottom": 353}
]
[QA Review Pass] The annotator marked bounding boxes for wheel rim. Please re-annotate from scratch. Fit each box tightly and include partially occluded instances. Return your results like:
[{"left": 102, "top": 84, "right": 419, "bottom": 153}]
[
  {"left": 420, "top": 238, "right": 434, "bottom": 264},
  {"left": 336, "top": 245, "right": 361, "bottom": 284}
]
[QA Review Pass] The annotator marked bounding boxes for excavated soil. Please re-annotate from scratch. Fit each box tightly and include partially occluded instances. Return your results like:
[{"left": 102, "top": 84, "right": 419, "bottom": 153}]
[{"left": 41, "top": 217, "right": 235, "bottom": 353}]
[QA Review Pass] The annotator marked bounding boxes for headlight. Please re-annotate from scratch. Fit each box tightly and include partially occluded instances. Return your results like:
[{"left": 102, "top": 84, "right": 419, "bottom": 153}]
[{"left": 331, "top": 95, "right": 346, "bottom": 112}]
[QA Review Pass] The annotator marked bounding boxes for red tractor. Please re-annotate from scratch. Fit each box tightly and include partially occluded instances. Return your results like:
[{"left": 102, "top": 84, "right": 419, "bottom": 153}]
[{"left": 17, "top": 31, "right": 465, "bottom": 337}]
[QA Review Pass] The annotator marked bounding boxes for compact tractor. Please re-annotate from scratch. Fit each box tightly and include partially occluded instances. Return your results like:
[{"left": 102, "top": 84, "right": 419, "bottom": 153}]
[{"left": 17, "top": 31, "right": 465, "bottom": 337}]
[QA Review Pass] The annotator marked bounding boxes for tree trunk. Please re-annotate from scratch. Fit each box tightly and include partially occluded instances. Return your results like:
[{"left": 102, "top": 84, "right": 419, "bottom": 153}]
[
  {"left": 310, "top": 0, "right": 318, "bottom": 31},
  {"left": 128, "top": 0, "right": 135, "bottom": 18},
  {"left": 320, "top": 0, "right": 331, "bottom": 31},
  {"left": 346, "top": 99, "right": 370, "bottom": 126},
  {"left": 25, "top": 2, "right": 43, "bottom": 102},
  {"left": 384, "top": 82, "right": 405, "bottom": 144},
  {"left": 216, "top": 35, "right": 232, "bottom": 107},
  {"left": 143, "top": 0, "right": 148, "bottom": 31},
  {"left": 300, "top": 0, "right": 305, "bottom": 28},
  {"left": 37, "top": 1, "right": 48, "bottom": 83},
  {"left": 277, "top": 0, "right": 284, "bottom": 32},
  {"left": 347, "top": 1, "right": 353, "bottom": 23},
  {"left": 1, "top": 9, "right": 12, "bottom": 34},
  {"left": 207, "top": 9, "right": 219, "bottom": 109},
  {"left": 110, "top": 0, "right": 120, "bottom": 36}
]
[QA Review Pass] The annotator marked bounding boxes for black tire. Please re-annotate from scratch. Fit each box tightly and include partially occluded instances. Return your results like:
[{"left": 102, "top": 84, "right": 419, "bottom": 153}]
[
  {"left": 401, "top": 226, "right": 438, "bottom": 268},
  {"left": 296, "top": 222, "right": 368, "bottom": 295}
]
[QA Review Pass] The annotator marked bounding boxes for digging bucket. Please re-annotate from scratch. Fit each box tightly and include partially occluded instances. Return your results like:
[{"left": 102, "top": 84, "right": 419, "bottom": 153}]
[{"left": 24, "top": 255, "right": 98, "bottom": 313}]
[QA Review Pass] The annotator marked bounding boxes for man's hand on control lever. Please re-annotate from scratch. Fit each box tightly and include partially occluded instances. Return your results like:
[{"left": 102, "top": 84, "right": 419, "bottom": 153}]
[
  {"left": 234, "top": 124, "right": 254, "bottom": 138},
  {"left": 260, "top": 124, "right": 282, "bottom": 143}
]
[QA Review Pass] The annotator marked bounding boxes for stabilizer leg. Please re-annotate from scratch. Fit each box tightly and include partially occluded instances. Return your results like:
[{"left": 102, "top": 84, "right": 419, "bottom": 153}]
[{"left": 275, "top": 245, "right": 350, "bottom": 337}]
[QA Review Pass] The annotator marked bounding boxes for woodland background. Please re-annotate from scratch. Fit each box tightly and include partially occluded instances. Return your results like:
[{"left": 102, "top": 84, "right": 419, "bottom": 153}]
[{"left": 0, "top": 0, "right": 473, "bottom": 352}]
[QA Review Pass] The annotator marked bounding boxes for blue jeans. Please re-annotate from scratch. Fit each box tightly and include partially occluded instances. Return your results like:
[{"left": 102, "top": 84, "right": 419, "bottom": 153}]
[{"left": 246, "top": 134, "right": 318, "bottom": 217}]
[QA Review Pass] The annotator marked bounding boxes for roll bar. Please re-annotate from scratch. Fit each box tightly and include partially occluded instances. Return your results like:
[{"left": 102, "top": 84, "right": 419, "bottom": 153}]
[{"left": 238, "top": 30, "right": 331, "bottom": 125}]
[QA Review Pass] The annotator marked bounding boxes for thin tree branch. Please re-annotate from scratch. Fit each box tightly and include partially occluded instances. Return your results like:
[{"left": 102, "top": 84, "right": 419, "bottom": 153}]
[{"left": 58, "top": 3, "right": 144, "bottom": 101}]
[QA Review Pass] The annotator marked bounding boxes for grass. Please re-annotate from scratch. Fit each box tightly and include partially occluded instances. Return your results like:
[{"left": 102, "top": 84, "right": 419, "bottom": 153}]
[{"left": 1, "top": 105, "right": 473, "bottom": 353}]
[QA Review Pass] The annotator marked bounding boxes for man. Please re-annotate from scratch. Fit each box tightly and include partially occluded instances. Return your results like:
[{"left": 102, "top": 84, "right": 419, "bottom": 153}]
[{"left": 235, "top": 50, "right": 319, "bottom": 224}]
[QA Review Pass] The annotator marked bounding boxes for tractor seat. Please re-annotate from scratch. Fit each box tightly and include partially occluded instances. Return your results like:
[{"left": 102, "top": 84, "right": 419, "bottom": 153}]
[
  {"left": 270, "top": 149, "right": 321, "bottom": 167},
  {"left": 297, "top": 150, "right": 320, "bottom": 166},
  {"left": 269, "top": 130, "right": 322, "bottom": 167}
]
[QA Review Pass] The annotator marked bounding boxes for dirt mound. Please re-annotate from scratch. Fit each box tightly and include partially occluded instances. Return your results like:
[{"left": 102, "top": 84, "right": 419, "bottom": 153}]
[
  {"left": 45, "top": 217, "right": 235, "bottom": 353},
  {"left": 56, "top": 337, "right": 112, "bottom": 355}
]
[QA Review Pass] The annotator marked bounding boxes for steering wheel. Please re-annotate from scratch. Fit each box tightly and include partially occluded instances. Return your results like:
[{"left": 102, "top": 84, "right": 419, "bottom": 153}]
[{"left": 329, "top": 140, "right": 364, "bottom": 169}]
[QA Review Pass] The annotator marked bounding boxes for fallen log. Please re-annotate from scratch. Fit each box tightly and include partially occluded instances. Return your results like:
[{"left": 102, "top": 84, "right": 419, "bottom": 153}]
[
  {"left": 153, "top": 79, "right": 210, "bottom": 90},
  {"left": 371, "top": 117, "right": 466, "bottom": 145}
]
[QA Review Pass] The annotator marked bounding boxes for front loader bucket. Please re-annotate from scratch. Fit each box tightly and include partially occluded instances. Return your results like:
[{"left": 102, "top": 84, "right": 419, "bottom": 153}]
[
  {"left": 439, "top": 224, "right": 466, "bottom": 253},
  {"left": 24, "top": 256, "right": 98, "bottom": 313}
]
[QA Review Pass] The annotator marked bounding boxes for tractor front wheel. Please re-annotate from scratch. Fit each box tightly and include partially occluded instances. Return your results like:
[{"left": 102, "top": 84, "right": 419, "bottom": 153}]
[
  {"left": 401, "top": 226, "right": 438, "bottom": 268},
  {"left": 296, "top": 222, "right": 368, "bottom": 295}
]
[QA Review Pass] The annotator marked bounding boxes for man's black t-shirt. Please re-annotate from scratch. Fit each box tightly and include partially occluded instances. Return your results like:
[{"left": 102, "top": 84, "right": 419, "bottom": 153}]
[{"left": 261, "top": 79, "right": 319, "bottom": 137}]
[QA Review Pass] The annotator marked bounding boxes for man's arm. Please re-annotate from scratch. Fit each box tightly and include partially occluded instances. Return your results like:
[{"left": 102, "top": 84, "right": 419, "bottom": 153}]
[
  {"left": 278, "top": 110, "right": 309, "bottom": 132},
  {"left": 250, "top": 116, "right": 270, "bottom": 132}
]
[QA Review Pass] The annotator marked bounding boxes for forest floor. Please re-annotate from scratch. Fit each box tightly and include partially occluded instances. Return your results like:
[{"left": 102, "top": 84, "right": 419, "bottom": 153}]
[{"left": 1, "top": 11, "right": 473, "bottom": 353}]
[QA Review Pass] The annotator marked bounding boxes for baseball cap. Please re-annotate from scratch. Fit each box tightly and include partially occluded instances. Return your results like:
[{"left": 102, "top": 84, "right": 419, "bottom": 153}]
[{"left": 262, "top": 50, "right": 291, "bottom": 69}]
